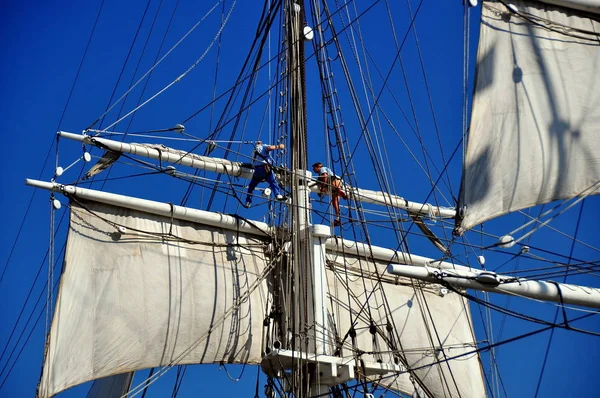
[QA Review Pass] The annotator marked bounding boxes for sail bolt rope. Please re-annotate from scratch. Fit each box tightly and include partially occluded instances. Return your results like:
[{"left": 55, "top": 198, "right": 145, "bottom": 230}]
[{"left": 42, "top": 194, "right": 57, "bottom": 396}]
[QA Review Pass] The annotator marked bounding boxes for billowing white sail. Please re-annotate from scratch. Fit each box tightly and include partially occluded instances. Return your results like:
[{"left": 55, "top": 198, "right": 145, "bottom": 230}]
[
  {"left": 38, "top": 200, "right": 271, "bottom": 398},
  {"left": 456, "top": 0, "right": 600, "bottom": 233},
  {"left": 325, "top": 254, "right": 485, "bottom": 397},
  {"left": 38, "top": 194, "right": 485, "bottom": 398}
]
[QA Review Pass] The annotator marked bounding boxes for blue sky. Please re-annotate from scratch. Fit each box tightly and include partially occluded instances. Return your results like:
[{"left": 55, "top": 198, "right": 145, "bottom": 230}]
[{"left": 1, "top": 0, "right": 599, "bottom": 397}]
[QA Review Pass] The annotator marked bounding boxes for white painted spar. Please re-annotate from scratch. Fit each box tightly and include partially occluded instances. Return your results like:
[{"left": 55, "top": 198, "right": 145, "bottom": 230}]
[
  {"left": 387, "top": 263, "right": 600, "bottom": 309},
  {"left": 58, "top": 131, "right": 456, "bottom": 218},
  {"left": 325, "top": 237, "right": 473, "bottom": 272},
  {"left": 58, "top": 131, "right": 255, "bottom": 179},
  {"left": 25, "top": 179, "right": 271, "bottom": 237}
]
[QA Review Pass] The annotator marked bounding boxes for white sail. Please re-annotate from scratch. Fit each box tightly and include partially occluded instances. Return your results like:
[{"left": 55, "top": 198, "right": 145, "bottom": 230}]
[
  {"left": 38, "top": 200, "right": 271, "bottom": 398},
  {"left": 456, "top": 0, "right": 600, "bottom": 233},
  {"left": 326, "top": 255, "right": 485, "bottom": 397},
  {"left": 36, "top": 189, "right": 486, "bottom": 397}
]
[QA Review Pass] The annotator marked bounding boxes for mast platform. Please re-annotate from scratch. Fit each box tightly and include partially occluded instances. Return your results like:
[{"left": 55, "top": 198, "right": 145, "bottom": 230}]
[{"left": 261, "top": 349, "right": 402, "bottom": 387}]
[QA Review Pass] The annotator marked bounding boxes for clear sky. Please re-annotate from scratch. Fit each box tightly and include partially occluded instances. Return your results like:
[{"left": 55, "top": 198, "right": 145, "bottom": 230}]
[{"left": 1, "top": 1, "right": 599, "bottom": 397}]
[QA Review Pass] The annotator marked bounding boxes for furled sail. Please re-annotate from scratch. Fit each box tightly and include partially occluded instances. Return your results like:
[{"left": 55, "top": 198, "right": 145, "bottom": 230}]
[
  {"left": 325, "top": 254, "right": 486, "bottom": 397},
  {"left": 38, "top": 200, "right": 271, "bottom": 398},
  {"left": 455, "top": 0, "right": 600, "bottom": 234}
]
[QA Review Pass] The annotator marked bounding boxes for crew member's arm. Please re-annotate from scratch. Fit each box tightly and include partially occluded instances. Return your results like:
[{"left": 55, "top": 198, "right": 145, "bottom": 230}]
[{"left": 319, "top": 172, "right": 329, "bottom": 194}]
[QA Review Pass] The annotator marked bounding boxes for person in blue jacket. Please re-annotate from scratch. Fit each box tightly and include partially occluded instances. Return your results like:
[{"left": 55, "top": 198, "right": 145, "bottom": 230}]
[{"left": 244, "top": 141, "right": 287, "bottom": 208}]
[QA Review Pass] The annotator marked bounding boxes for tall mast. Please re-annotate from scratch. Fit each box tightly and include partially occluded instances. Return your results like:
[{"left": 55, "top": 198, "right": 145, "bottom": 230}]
[
  {"left": 267, "top": 2, "right": 406, "bottom": 395},
  {"left": 287, "top": 0, "right": 316, "bottom": 394}
]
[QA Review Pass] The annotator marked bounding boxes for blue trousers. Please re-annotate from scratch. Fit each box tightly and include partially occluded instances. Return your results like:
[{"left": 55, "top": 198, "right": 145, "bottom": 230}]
[{"left": 245, "top": 164, "right": 282, "bottom": 203}]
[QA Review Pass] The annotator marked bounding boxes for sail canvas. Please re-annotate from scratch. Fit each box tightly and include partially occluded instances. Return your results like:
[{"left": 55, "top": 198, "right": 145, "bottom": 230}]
[
  {"left": 326, "top": 255, "right": 486, "bottom": 397},
  {"left": 456, "top": 0, "right": 600, "bottom": 233},
  {"left": 39, "top": 200, "right": 271, "bottom": 397}
]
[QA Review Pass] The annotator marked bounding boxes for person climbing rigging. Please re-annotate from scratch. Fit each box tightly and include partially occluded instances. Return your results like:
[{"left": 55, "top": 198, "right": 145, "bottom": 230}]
[
  {"left": 244, "top": 141, "right": 287, "bottom": 208},
  {"left": 312, "top": 162, "right": 347, "bottom": 226}
]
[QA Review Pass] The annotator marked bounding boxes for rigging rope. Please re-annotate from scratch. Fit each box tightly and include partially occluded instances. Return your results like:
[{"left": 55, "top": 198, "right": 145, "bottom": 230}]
[
  {"left": 534, "top": 200, "right": 584, "bottom": 397},
  {"left": 89, "top": 0, "right": 154, "bottom": 132},
  {"left": 0, "top": 277, "right": 60, "bottom": 390},
  {"left": 303, "top": 311, "right": 598, "bottom": 398},
  {"left": 122, "top": 254, "right": 280, "bottom": 398},
  {"left": 102, "top": 1, "right": 237, "bottom": 132},
  {"left": 0, "top": 0, "right": 107, "bottom": 290},
  {"left": 88, "top": 0, "right": 222, "bottom": 131}
]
